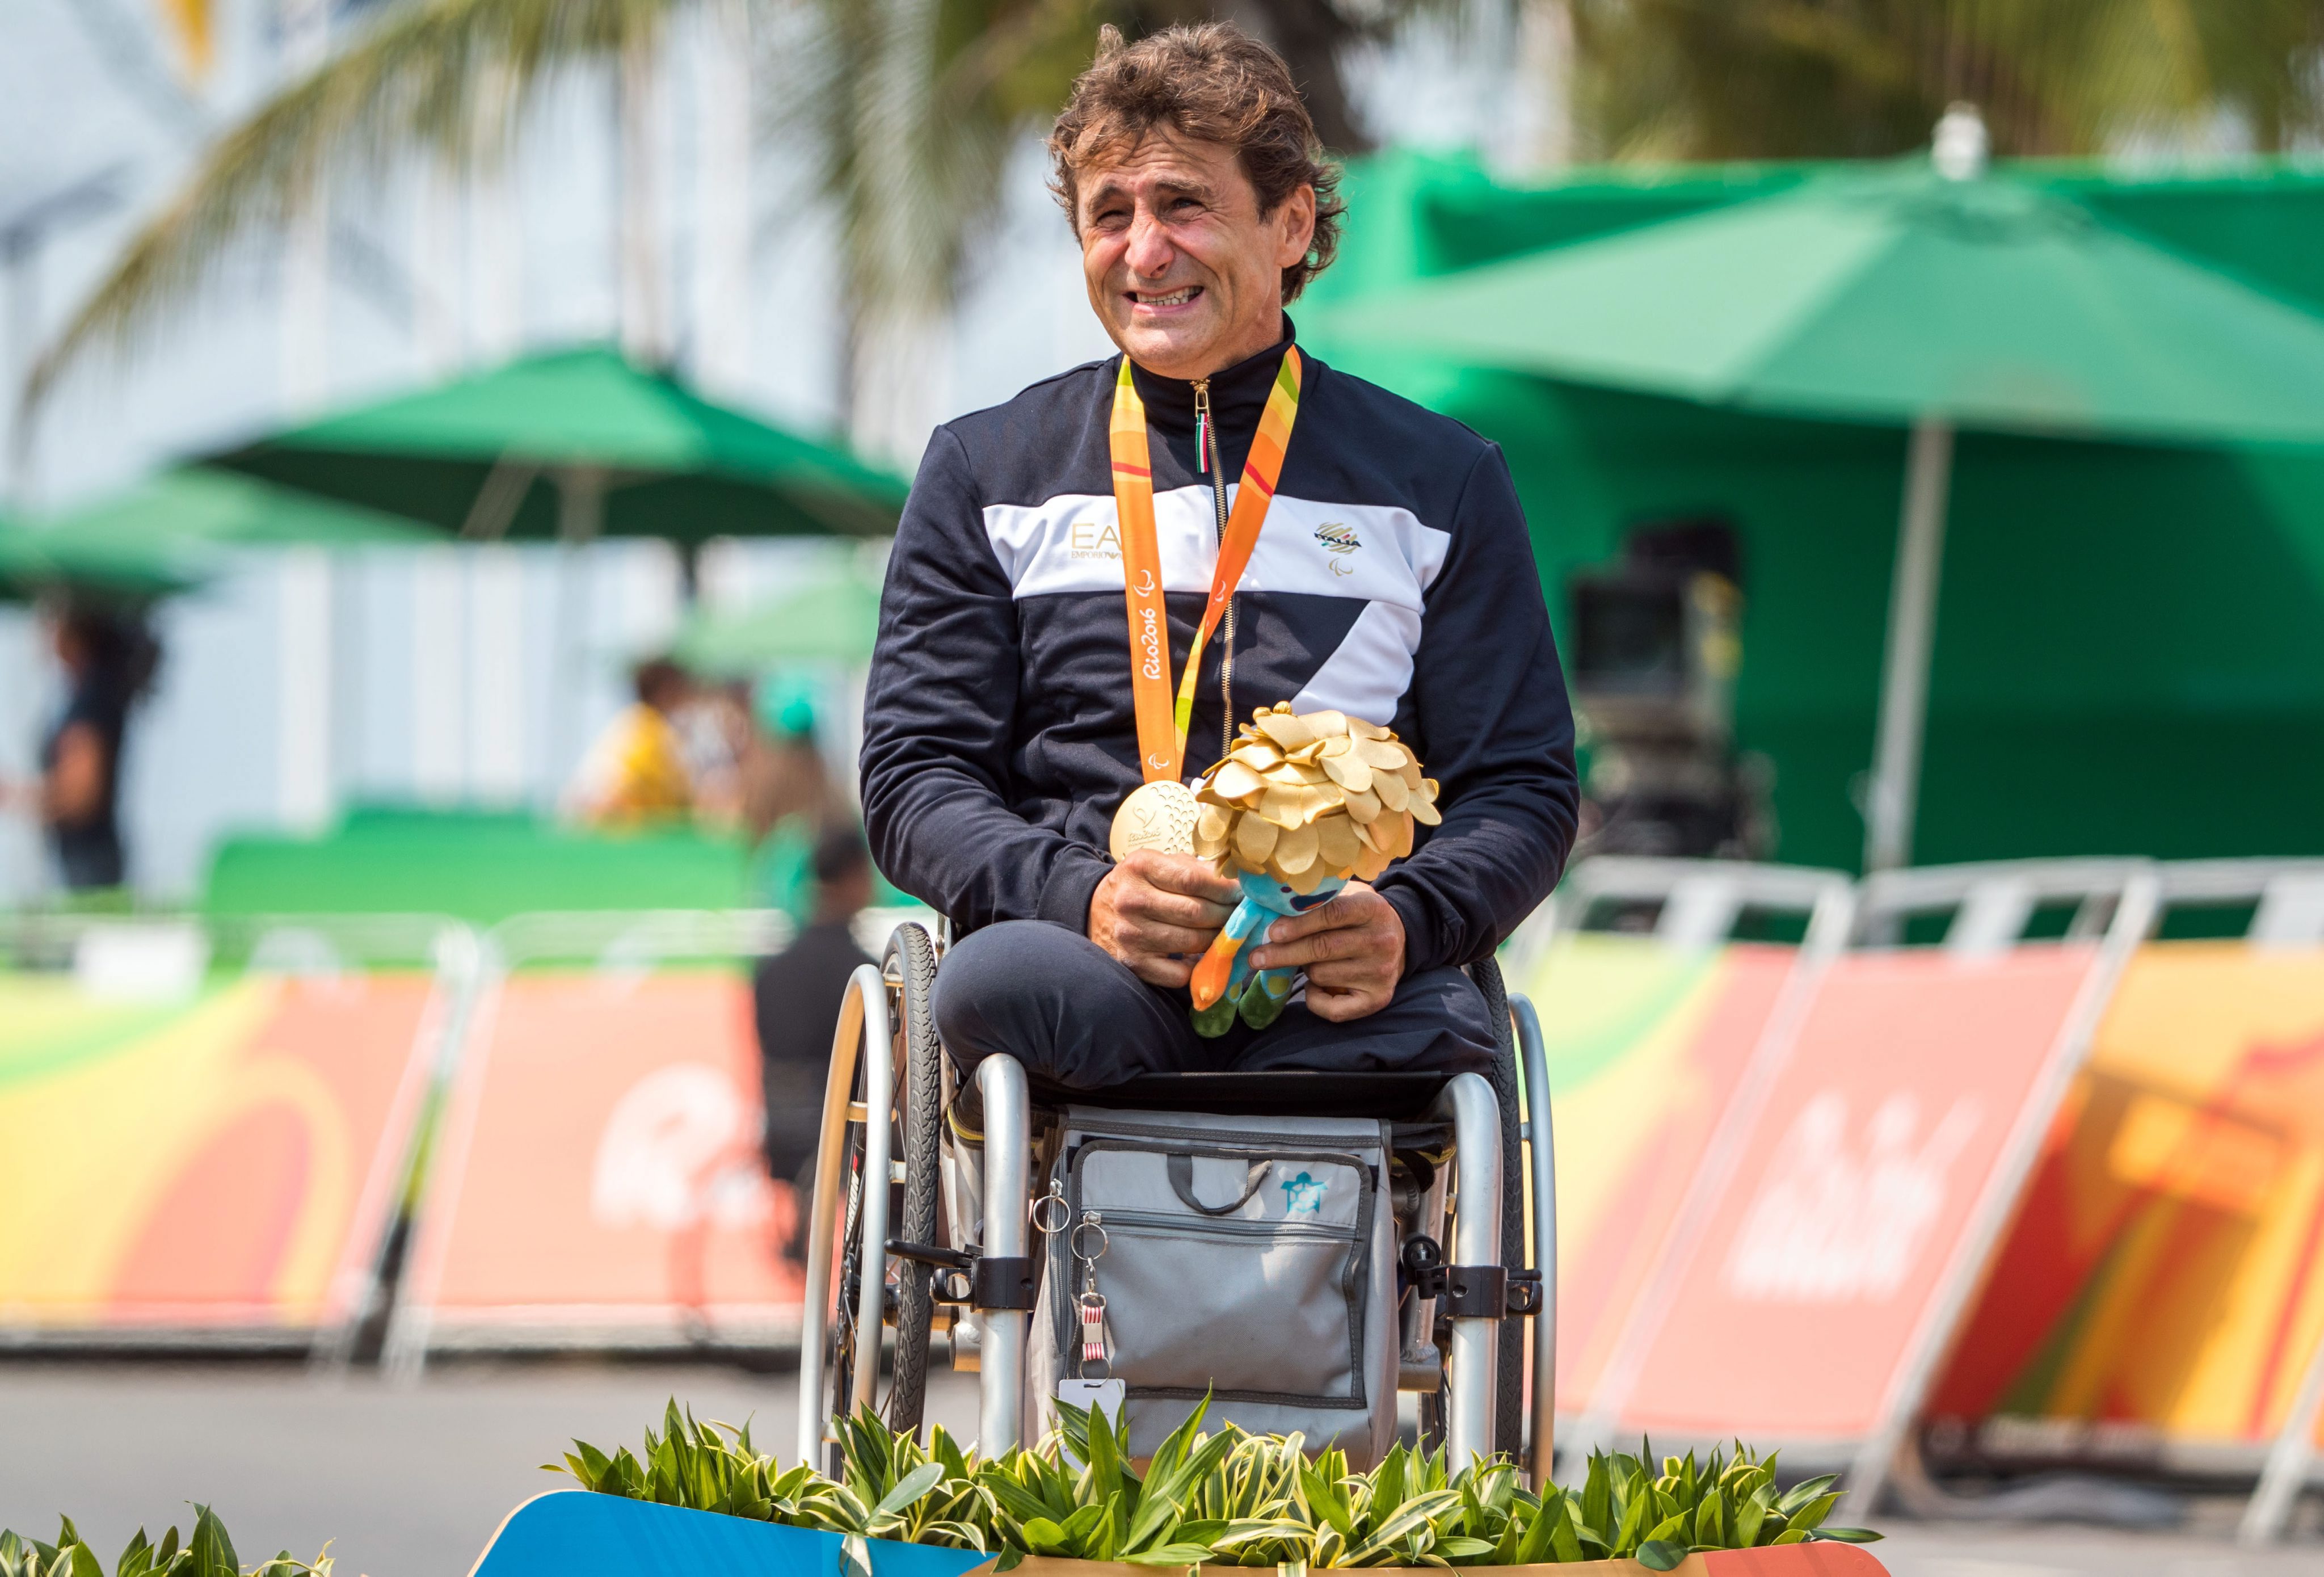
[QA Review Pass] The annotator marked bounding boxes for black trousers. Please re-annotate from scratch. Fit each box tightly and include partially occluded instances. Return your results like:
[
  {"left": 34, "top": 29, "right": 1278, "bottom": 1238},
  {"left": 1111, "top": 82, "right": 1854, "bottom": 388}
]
[{"left": 931, "top": 919, "right": 1496, "bottom": 1091}]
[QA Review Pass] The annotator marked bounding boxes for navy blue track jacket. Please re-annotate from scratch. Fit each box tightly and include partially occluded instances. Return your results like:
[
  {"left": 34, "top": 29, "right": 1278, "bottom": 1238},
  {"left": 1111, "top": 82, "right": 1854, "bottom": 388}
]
[{"left": 860, "top": 322, "right": 1581, "bottom": 975}]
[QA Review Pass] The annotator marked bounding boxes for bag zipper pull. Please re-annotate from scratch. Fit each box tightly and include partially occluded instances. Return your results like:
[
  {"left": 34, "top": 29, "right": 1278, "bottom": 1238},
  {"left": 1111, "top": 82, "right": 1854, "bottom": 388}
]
[
  {"left": 1078, "top": 1290, "right": 1109, "bottom": 1378},
  {"left": 1075, "top": 1210, "right": 1110, "bottom": 1378}
]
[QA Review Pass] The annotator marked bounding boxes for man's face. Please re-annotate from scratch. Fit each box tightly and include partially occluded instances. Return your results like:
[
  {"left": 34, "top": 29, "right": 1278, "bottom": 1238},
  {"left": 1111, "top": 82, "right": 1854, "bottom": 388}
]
[{"left": 1076, "top": 130, "right": 1316, "bottom": 381}]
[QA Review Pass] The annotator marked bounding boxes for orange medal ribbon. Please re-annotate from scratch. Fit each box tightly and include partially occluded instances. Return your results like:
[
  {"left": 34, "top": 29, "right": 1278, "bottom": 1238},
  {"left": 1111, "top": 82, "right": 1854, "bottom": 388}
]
[{"left": 1107, "top": 347, "right": 1303, "bottom": 783}]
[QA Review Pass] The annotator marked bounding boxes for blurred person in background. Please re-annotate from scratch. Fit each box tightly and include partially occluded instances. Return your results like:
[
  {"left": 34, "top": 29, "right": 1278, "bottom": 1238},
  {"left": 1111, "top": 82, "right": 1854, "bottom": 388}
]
[
  {"left": 676, "top": 678, "right": 758, "bottom": 832},
  {"left": 1, "top": 599, "right": 160, "bottom": 893},
  {"left": 743, "top": 680, "right": 847, "bottom": 920},
  {"left": 747, "top": 679, "right": 840, "bottom": 843},
  {"left": 563, "top": 656, "right": 694, "bottom": 825},
  {"left": 753, "top": 823, "right": 876, "bottom": 1263}
]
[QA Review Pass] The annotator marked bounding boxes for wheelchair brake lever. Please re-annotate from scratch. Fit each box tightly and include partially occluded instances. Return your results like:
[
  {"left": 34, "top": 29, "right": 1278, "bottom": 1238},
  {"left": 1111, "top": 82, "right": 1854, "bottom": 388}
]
[
  {"left": 1403, "top": 1235, "right": 1538, "bottom": 1318},
  {"left": 886, "top": 1238, "right": 974, "bottom": 1271},
  {"left": 889, "top": 1239, "right": 1037, "bottom": 1310}
]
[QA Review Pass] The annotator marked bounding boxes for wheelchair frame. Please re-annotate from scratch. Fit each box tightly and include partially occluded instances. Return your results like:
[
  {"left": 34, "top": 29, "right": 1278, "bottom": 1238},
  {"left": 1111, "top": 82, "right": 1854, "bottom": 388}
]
[{"left": 796, "top": 922, "right": 1559, "bottom": 1482}]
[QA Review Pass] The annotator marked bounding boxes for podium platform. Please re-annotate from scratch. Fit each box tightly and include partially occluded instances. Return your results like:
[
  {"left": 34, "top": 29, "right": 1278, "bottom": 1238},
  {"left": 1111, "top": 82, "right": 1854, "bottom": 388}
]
[{"left": 469, "top": 1492, "right": 1888, "bottom": 1577}]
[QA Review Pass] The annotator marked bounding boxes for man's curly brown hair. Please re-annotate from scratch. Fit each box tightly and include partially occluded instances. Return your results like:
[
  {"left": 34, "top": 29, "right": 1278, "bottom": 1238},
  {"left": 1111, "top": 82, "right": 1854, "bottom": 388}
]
[{"left": 1049, "top": 22, "right": 1345, "bottom": 304}]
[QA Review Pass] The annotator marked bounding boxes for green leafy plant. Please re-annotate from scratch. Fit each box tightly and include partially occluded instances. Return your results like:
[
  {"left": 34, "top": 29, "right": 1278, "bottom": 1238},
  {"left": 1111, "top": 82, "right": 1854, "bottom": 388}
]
[
  {"left": 0, "top": 1509, "right": 329, "bottom": 1577},
  {"left": 555, "top": 1398, "right": 1880, "bottom": 1568}
]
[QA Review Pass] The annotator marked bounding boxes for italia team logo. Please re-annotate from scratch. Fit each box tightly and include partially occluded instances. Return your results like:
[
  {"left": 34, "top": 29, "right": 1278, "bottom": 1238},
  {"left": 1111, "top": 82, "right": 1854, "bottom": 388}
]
[{"left": 1314, "top": 521, "right": 1359, "bottom": 575}]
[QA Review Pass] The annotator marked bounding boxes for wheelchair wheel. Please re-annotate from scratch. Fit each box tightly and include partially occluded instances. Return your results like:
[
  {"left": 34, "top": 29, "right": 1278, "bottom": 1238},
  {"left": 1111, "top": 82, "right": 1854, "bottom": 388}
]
[
  {"left": 1418, "top": 1356, "right": 1450, "bottom": 1455},
  {"left": 1473, "top": 956, "right": 1530, "bottom": 1461},
  {"left": 827, "top": 1119, "right": 873, "bottom": 1432},
  {"left": 823, "top": 924, "right": 945, "bottom": 1440},
  {"left": 886, "top": 924, "right": 945, "bottom": 1428},
  {"left": 1417, "top": 958, "right": 1531, "bottom": 1461}
]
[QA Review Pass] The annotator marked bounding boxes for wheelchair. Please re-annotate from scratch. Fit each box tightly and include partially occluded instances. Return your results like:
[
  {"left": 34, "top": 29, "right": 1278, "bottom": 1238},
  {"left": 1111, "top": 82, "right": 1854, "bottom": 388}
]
[{"left": 794, "top": 920, "right": 1559, "bottom": 1483}]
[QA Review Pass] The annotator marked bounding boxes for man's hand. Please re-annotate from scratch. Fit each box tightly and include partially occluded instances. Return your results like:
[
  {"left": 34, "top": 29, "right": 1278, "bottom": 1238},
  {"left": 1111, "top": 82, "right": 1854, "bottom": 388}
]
[
  {"left": 1089, "top": 851, "right": 1240, "bottom": 989},
  {"left": 1248, "top": 882, "right": 1406, "bottom": 1022}
]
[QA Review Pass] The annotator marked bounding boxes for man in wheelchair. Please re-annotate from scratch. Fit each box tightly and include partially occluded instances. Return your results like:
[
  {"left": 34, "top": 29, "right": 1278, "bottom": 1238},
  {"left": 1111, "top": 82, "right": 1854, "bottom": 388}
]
[{"left": 860, "top": 22, "right": 1578, "bottom": 1097}]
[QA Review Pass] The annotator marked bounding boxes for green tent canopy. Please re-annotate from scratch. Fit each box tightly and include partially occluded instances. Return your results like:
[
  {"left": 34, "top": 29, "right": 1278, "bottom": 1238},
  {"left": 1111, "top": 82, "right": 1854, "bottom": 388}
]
[
  {"left": 209, "top": 346, "right": 910, "bottom": 544},
  {"left": 1326, "top": 162, "right": 2324, "bottom": 447},
  {"left": 1311, "top": 145, "right": 2324, "bottom": 872}
]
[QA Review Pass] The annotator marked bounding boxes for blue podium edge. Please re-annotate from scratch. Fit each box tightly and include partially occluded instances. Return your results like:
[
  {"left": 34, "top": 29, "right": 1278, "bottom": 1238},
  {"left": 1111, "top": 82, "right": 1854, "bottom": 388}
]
[
  {"left": 469, "top": 1492, "right": 1001, "bottom": 1577},
  {"left": 469, "top": 1494, "right": 1889, "bottom": 1577}
]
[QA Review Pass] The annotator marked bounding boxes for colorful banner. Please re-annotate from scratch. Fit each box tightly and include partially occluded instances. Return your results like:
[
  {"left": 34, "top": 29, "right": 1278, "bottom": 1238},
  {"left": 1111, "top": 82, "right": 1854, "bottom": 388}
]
[
  {"left": 0, "top": 969, "right": 435, "bottom": 1331},
  {"left": 401, "top": 970, "right": 798, "bottom": 1342},
  {"left": 1519, "top": 935, "right": 1797, "bottom": 1416},
  {"left": 1932, "top": 941, "right": 2324, "bottom": 1448},
  {"left": 1610, "top": 945, "right": 2101, "bottom": 1442}
]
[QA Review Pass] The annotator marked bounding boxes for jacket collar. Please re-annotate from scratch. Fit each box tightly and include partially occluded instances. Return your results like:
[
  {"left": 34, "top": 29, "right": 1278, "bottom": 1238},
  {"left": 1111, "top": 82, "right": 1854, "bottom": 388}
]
[{"left": 1123, "top": 316, "right": 1297, "bottom": 437}]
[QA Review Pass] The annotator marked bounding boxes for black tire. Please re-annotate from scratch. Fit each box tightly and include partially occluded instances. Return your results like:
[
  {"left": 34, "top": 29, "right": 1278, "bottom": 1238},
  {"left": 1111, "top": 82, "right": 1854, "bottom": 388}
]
[
  {"left": 1472, "top": 954, "right": 1530, "bottom": 1462},
  {"left": 883, "top": 923, "right": 944, "bottom": 1433},
  {"left": 1418, "top": 960, "right": 1528, "bottom": 1459},
  {"left": 827, "top": 1117, "right": 870, "bottom": 1455},
  {"left": 821, "top": 927, "right": 946, "bottom": 1452}
]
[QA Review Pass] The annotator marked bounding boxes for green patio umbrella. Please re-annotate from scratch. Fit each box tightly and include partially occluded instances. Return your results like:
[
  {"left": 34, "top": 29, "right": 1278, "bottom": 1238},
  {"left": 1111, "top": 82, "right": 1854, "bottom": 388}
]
[
  {"left": 1325, "top": 117, "right": 2324, "bottom": 870},
  {"left": 2, "top": 468, "right": 424, "bottom": 602},
  {"left": 0, "top": 512, "right": 200, "bottom": 602},
  {"left": 207, "top": 346, "right": 910, "bottom": 545},
  {"left": 39, "top": 468, "right": 430, "bottom": 556},
  {"left": 671, "top": 563, "right": 884, "bottom": 676}
]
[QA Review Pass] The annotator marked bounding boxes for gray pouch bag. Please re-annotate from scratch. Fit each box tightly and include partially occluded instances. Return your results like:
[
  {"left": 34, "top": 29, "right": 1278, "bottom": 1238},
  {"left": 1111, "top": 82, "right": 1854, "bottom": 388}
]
[{"left": 1026, "top": 1106, "right": 1399, "bottom": 1466}]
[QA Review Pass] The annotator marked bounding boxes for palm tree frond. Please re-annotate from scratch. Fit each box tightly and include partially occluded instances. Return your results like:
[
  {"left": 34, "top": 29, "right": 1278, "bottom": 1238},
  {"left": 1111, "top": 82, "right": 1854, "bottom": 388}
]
[
  {"left": 24, "top": 0, "right": 680, "bottom": 415},
  {"left": 1572, "top": 0, "right": 2324, "bottom": 162},
  {"left": 800, "top": 0, "right": 1102, "bottom": 322}
]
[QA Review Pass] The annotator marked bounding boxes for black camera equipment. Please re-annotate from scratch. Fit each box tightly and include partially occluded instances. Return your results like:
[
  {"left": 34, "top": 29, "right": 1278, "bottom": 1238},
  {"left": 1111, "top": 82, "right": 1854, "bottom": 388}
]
[{"left": 1566, "top": 517, "right": 1774, "bottom": 862}]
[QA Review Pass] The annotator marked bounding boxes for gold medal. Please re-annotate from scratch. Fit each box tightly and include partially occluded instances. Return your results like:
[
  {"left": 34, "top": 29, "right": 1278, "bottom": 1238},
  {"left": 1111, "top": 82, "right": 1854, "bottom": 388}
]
[{"left": 1109, "top": 779, "right": 1202, "bottom": 861}]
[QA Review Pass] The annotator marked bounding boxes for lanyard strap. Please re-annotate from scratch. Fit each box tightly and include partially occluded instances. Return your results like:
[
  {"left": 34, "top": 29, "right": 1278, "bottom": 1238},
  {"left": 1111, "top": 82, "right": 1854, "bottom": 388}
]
[{"left": 1108, "top": 346, "right": 1303, "bottom": 783}]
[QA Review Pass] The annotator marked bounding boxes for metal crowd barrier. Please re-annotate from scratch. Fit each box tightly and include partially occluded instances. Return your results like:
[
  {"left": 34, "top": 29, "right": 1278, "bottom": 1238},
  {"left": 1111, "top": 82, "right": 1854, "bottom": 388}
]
[
  {"left": 381, "top": 908, "right": 795, "bottom": 1377},
  {"left": 9, "top": 864, "right": 2324, "bottom": 1539},
  {"left": 0, "top": 910, "right": 476, "bottom": 1357}
]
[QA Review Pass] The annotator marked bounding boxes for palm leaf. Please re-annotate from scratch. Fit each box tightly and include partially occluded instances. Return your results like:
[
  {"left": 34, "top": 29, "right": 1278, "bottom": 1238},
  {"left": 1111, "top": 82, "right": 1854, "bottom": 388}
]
[
  {"left": 25, "top": 0, "right": 1102, "bottom": 417},
  {"left": 872, "top": 1461, "right": 949, "bottom": 1523},
  {"left": 1571, "top": 0, "right": 2324, "bottom": 162},
  {"left": 27, "top": 0, "right": 677, "bottom": 411}
]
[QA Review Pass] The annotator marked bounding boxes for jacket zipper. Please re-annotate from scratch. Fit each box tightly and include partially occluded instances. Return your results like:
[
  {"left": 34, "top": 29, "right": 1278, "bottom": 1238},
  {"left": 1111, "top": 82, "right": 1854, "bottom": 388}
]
[{"left": 1193, "top": 377, "right": 1236, "bottom": 764}]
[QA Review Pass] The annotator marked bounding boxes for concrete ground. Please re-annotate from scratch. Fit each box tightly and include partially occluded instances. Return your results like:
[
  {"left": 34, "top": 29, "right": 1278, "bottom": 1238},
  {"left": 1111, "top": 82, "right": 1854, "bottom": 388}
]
[
  {"left": 1871, "top": 1521, "right": 2323, "bottom": 1577},
  {"left": 0, "top": 1360, "right": 2316, "bottom": 1577}
]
